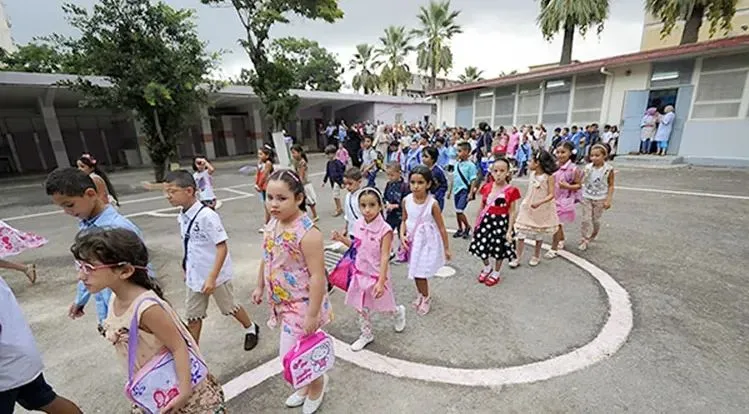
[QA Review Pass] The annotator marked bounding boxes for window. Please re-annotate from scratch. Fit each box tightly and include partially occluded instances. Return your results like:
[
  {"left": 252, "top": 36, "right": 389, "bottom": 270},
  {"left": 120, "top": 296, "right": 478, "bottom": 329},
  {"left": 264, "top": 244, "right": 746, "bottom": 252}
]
[
  {"left": 542, "top": 78, "right": 571, "bottom": 124},
  {"left": 474, "top": 89, "right": 494, "bottom": 125},
  {"left": 516, "top": 83, "right": 541, "bottom": 125},
  {"left": 693, "top": 53, "right": 749, "bottom": 119},
  {"left": 571, "top": 73, "right": 605, "bottom": 124},
  {"left": 650, "top": 60, "right": 694, "bottom": 89},
  {"left": 493, "top": 86, "right": 515, "bottom": 128}
]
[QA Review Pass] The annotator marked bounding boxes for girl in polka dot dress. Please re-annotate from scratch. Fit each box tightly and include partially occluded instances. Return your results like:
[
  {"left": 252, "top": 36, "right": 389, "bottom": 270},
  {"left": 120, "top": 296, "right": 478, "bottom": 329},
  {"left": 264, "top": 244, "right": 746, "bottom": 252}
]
[{"left": 468, "top": 158, "right": 521, "bottom": 287}]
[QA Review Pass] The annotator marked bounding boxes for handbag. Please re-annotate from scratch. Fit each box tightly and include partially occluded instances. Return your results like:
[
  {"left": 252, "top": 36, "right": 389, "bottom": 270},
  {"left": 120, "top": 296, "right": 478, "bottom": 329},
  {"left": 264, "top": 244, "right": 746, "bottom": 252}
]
[
  {"left": 125, "top": 297, "right": 209, "bottom": 414},
  {"left": 397, "top": 196, "right": 433, "bottom": 262},
  {"left": 327, "top": 239, "right": 361, "bottom": 292},
  {"left": 282, "top": 331, "right": 335, "bottom": 390}
]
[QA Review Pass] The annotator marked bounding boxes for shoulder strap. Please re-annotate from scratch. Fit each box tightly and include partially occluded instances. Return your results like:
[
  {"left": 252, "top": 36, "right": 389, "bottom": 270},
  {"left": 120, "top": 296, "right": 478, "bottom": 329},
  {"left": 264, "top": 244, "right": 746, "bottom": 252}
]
[
  {"left": 348, "top": 194, "right": 359, "bottom": 220},
  {"left": 182, "top": 205, "right": 207, "bottom": 271},
  {"left": 456, "top": 162, "right": 470, "bottom": 188}
]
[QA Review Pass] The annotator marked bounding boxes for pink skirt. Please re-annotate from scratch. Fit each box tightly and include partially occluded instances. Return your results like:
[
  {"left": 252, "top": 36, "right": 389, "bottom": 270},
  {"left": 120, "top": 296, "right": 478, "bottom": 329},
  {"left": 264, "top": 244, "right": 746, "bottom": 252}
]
[
  {"left": 345, "top": 271, "right": 396, "bottom": 313},
  {"left": 0, "top": 221, "right": 47, "bottom": 258}
]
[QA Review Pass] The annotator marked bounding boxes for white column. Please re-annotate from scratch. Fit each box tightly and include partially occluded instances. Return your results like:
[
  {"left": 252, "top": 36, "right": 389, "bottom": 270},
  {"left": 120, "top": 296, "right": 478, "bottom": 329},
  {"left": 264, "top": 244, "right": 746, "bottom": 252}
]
[
  {"left": 200, "top": 107, "right": 215, "bottom": 159},
  {"left": 221, "top": 115, "right": 237, "bottom": 156},
  {"left": 567, "top": 76, "right": 577, "bottom": 126},
  {"left": 537, "top": 82, "right": 545, "bottom": 124},
  {"left": 512, "top": 84, "right": 520, "bottom": 126},
  {"left": 295, "top": 119, "right": 303, "bottom": 146},
  {"left": 37, "top": 91, "right": 70, "bottom": 169},
  {"left": 133, "top": 117, "right": 151, "bottom": 166},
  {"left": 251, "top": 107, "right": 264, "bottom": 153}
]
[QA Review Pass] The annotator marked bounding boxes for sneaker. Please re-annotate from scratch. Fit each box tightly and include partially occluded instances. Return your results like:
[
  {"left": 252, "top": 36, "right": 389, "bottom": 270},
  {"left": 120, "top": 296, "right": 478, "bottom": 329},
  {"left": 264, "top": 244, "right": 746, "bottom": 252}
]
[
  {"left": 285, "top": 390, "right": 307, "bottom": 408},
  {"left": 411, "top": 294, "right": 423, "bottom": 309},
  {"left": 416, "top": 296, "right": 431, "bottom": 316},
  {"left": 350, "top": 334, "right": 374, "bottom": 352},
  {"left": 394, "top": 305, "right": 406, "bottom": 333},
  {"left": 452, "top": 229, "right": 464, "bottom": 239},
  {"left": 302, "top": 374, "right": 328, "bottom": 414},
  {"left": 544, "top": 250, "right": 558, "bottom": 259},
  {"left": 243, "top": 322, "right": 259, "bottom": 351},
  {"left": 462, "top": 230, "right": 471, "bottom": 240},
  {"left": 558, "top": 241, "right": 565, "bottom": 250},
  {"left": 508, "top": 259, "right": 520, "bottom": 269},
  {"left": 529, "top": 256, "right": 540, "bottom": 267}
]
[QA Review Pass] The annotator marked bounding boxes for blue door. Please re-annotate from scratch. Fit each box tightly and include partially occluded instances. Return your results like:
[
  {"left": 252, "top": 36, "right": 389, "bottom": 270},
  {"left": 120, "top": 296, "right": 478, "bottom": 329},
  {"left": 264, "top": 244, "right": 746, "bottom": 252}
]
[
  {"left": 619, "top": 90, "right": 650, "bottom": 155},
  {"left": 668, "top": 85, "right": 693, "bottom": 155}
]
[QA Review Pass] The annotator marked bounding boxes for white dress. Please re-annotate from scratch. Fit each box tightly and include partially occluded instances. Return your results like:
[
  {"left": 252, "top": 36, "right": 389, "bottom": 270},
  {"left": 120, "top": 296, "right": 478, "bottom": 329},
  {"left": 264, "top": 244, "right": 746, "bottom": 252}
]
[{"left": 404, "top": 195, "right": 444, "bottom": 279}]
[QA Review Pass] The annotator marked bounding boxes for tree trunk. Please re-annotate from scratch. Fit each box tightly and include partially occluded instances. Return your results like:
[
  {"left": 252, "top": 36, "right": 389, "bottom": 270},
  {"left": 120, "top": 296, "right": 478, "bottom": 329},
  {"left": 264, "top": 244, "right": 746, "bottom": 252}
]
[
  {"left": 680, "top": 4, "right": 705, "bottom": 45},
  {"left": 152, "top": 159, "right": 168, "bottom": 183},
  {"left": 560, "top": 23, "right": 575, "bottom": 65},
  {"left": 430, "top": 66, "right": 437, "bottom": 91}
]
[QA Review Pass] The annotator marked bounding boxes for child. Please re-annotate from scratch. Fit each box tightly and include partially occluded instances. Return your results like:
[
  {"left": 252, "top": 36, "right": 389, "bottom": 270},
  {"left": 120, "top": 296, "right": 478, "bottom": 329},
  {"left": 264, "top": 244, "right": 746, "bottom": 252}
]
[
  {"left": 546, "top": 141, "right": 582, "bottom": 259},
  {"left": 401, "top": 139, "right": 422, "bottom": 180},
  {"left": 45, "top": 168, "right": 151, "bottom": 333},
  {"left": 1, "top": 276, "right": 82, "bottom": 414},
  {"left": 469, "top": 158, "right": 521, "bottom": 286},
  {"left": 386, "top": 140, "right": 402, "bottom": 165},
  {"left": 290, "top": 145, "right": 319, "bottom": 222},
  {"left": 336, "top": 142, "right": 350, "bottom": 166},
  {"left": 383, "top": 163, "right": 409, "bottom": 232},
  {"left": 512, "top": 150, "right": 559, "bottom": 267},
  {"left": 256, "top": 145, "right": 276, "bottom": 229},
  {"left": 251, "top": 170, "right": 331, "bottom": 413},
  {"left": 421, "top": 146, "right": 448, "bottom": 211},
  {"left": 515, "top": 135, "right": 531, "bottom": 177},
  {"left": 401, "top": 165, "right": 452, "bottom": 315},
  {"left": 342, "top": 167, "right": 364, "bottom": 239},
  {"left": 73, "top": 228, "right": 226, "bottom": 413},
  {"left": 360, "top": 136, "right": 379, "bottom": 188},
  {"left": 434, "top": 137, "right": 450, "bottom": 169},
  {"left": 164, "top": 170, "right": 259, "bottom": 350},
  {"left": 579, "top": 144, "right": 615, "bottom": 251},
  {"left": 0, "top": 221, "right": 46, "bottom": 284},
  {"left": 77, "top": 153, "right": 120, "bottom": 207},
  {"left": 452, "top": 141, "right": 478, "bottom": 240},
  {"left": 332, "top": 188, "right": 407, "bottom": 351},
  {"left": 322, "top": 144, "right": 345, "bottom": 217},
  {"left": 192, "top": 155, "right": 216, "bottom": 209},
  {"left": 445, "top": 134, "right": 459, "bottom": 197}
]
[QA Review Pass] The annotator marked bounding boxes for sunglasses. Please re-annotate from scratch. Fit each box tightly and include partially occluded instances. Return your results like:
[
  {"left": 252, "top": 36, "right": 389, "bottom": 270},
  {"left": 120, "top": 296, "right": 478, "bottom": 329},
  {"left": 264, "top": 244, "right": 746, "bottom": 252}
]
[{"left": 74, "top": 260, "right": 147, "bottom": 275}]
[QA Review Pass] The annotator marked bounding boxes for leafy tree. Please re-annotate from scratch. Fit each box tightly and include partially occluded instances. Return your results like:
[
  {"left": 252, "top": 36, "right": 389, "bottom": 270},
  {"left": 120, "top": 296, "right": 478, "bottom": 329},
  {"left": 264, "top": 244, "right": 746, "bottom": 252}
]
[
  {"left": 0, "top": 40, "right": 85, "bottom": 73},
  {"left": 646, "top": 0, "right": 738, "bottom": 45},
  {"left": 200, "top": 0, "right": 343, "bottom": 130},
  {"left": 57, "top": 0, "right": 220, "bottom": 181},
  {"left": 537, "top": 0, "right": 609, "bottom": 65},
  {"left": 498, "top": 70, "right": 518, "bottom": 77},
  {"left": 375, "top": 26, "right": 414, "bottom": 96},
  {"left": 270, "top": 37, "right": 342, "bottom": 91},
  {"left": 412, "top": 0, "right": 462, "bottom": 91},
  {"left": 349, "top": 43, "right": 379, "bottom": 94},
  {"left": 458, "top": 66, "right": 484, "bottom": 83}
]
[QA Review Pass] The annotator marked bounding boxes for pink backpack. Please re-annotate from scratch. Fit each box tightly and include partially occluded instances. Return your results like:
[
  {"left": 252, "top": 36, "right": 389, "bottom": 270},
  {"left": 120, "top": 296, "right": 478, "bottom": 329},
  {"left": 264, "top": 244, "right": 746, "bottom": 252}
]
[{"left": 282, "top": 331, "right": 335, "bottom": 390}]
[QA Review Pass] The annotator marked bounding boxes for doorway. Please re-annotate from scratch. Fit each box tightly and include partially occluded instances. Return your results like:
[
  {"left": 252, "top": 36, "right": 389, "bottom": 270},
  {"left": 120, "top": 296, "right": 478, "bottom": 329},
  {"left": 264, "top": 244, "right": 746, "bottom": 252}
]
[{"left": 648, "top": 88, "right": 678, "bottom": 113}]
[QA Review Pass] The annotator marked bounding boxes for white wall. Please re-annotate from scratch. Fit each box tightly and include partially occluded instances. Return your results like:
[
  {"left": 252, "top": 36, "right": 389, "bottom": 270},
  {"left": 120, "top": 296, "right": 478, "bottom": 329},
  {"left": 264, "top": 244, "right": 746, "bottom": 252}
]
[
  {"left": 604, "top": 63, "right": 651, "bottom": 125},
  {"left": 333, "top": 103, "right": 375, "bottom": 124},
  {"left": 679, "top": 119, "right": 749, "bottom": 165},
  {"left": 437, "top": 94, "right": 456, "bottom": 126},
  {"left": 373, "top": 102, "right": 434, "bottom": 124}
]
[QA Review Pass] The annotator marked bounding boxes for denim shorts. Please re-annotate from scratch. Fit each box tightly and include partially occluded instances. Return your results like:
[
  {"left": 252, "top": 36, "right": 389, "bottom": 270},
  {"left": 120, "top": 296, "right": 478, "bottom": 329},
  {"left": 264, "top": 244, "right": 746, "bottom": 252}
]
[{"left": 454, "top": 189, "right": 469, "bottom": 213}]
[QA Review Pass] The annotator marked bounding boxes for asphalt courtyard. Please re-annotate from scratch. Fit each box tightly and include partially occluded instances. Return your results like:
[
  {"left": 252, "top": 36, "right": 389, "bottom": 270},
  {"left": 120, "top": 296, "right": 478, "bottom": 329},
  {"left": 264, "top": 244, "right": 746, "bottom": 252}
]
[{"left": 3, "top": 155, "right": 748, "bottom": 413}]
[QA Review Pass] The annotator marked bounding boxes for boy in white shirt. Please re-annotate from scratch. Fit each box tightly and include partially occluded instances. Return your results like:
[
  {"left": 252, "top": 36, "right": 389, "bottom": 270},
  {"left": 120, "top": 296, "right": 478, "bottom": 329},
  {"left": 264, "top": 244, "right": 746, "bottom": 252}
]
[
  {"left": 1, "top": 277, "right": 82, "bottom": 413},
  {"left": 361, "top": 136, "right": 380, "bottom": 189},
  {"left": 165, "top": 170, "right": 259, "bottom": 351},
  {"left": 341, "top": 167, "right": 363, "bottom": 238}
]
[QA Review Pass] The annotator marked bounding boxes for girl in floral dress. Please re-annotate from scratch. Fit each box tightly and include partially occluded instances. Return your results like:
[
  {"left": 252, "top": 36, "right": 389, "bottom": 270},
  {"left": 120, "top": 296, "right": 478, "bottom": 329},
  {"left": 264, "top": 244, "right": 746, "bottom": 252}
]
[
  {"left": 252, "top": 169, "right": 332, "bottom": 414},
  {"left": 0, "top": 220, "right": 47, "bottom": 284},
  {"left": 546, "top": 141, "right": 582, "bottom": 259}
]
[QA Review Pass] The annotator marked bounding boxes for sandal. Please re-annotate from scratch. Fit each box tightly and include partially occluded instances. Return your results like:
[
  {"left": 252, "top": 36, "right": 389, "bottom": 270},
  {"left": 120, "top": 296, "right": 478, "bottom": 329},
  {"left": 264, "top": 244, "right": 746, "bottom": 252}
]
[
  {"left": 508, "top": 259, "right": 520, "bottom": 269},
  {"left": 477, "top": 268, "right": 492, "bottom": 283},
  {"left": 24, "top": 264, "right": 37, "bottom": 284},
  {"left": 484, "top": 273, "right": 501, "bottom": 287},
  {"left": 529, "top": 257, "right": 540, "bottom": 267},
  {"left": 544, "top": 250, "right": 559, "bottom": 259},
  {"left": 578, "top": 240, "right": 589, "bottom": 251}
]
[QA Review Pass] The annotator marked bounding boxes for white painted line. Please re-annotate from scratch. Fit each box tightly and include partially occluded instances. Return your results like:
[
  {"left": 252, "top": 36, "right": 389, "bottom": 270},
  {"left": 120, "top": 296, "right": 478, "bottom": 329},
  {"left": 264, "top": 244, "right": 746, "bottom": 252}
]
[
  {"left": 222, "top": 187, "right": 253, "bottom": 196},
  {"left": 136, "top": 196, "right": 252, "bottom": 219},
  {"left": 616, "top": 185, "right": 749, "bottom": 200},
  {"left": 223, "top": 358, "right": 283, "bottom": 401}
]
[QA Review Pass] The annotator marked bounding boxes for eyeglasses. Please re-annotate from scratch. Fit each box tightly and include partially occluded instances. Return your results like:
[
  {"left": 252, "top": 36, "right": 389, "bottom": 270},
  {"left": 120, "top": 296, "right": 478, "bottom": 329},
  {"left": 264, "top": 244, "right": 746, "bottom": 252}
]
[{"left": 74, "top": 260, "right": 147, "bottom": 275}]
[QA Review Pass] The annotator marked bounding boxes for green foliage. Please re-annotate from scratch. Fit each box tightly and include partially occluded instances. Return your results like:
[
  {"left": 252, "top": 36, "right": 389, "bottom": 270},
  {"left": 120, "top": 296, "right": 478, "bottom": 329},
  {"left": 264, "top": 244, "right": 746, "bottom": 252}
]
[
  {"left": 56, "top": 0, "right": 220, "bottom": 181},
  {"left": 458, "top": 66, "right": 484, "bottom": 83},
  {"left": 537, "top": 0, "right": 609, "bottom": 64},
  {"left": 645, "top": 0, "right": 737, "bottom": 42},
  {"left": 412, "top": 0, "right": 462, "bottom": 90},
  {"left": 200, "top": 0, "right": 343, "bottom": 129},
  {"left": 0, "top": 40, "right": 86, "bottom": 73},
  {"left": 375, "top": 26, "right": 415, "bottom": 96},
  {"left": 270, "top": 37, "right": 342, "bottom": 91},
  {"left": 349, "top": 43, "right": 380, "bottom": 94}
]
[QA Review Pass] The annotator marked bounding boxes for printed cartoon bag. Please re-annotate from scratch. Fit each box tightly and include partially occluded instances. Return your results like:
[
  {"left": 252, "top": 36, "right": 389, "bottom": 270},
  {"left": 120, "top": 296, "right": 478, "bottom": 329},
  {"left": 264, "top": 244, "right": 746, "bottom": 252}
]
[
  {"left": 125, "top": 298, "right": 209, "bottom": 414},
  {"left": 282, "top": 331, "right": 335, "bottom": 390},
  {"left": 328, "top": 239, "right": 361, "bottom": 292}
]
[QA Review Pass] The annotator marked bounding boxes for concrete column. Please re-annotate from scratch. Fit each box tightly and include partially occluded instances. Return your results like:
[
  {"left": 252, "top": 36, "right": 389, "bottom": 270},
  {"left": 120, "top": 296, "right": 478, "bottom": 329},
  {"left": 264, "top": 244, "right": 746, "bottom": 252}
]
[
  {"left": 295, "top": 119, "right": 303, "bottom": 146},
  {"left": 251, "top": 107, "right": 264, "bottom": 153},
  {"left": 37, "top": 91, "right": 70, "bottom": 169},
  {"left": 221, "top": 115, "right": 237, "bottom": 156},
  {"left": 133, "top": 117, "right": 152, "bottom": 166},
  {"left": 200, "top": 107, "right": 215, "bottom": 159}
]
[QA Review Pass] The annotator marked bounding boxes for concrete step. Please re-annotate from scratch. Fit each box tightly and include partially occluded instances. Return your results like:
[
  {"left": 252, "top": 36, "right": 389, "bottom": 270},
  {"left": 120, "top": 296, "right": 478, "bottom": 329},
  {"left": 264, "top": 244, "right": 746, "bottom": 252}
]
[{"left": 613, "top": 155, "right": 686, "bottom": 169}]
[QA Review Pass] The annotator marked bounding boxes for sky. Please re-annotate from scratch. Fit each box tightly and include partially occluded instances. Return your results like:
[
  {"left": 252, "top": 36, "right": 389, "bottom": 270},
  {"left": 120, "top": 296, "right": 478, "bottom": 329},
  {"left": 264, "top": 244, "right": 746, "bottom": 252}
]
[{"left": 3, "top": 0, "right": 646, "bottom": 89}]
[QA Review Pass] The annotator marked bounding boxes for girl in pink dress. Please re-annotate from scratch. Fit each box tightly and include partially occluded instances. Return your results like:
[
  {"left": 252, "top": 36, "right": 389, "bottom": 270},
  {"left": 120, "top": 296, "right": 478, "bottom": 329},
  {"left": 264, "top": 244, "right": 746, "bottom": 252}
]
[
  {"left": 332, "top": 188, "right": 407, "bottom": 352},
  {"left": 547, "top": 141, "right": 582, "bottom": 259},
  {"left": 0, "top": 220, "right": 47, "bottom": 284},
  {"left": 252, "top": 169, "right": 332, "bottom": 414}
]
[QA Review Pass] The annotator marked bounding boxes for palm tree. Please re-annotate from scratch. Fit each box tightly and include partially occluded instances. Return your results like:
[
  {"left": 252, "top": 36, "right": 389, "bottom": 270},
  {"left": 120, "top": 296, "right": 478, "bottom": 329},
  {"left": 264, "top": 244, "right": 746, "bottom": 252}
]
[
  {"left": 458, "top": 66, "right": 484, "bottom": 83},
  {"left": 412, "top": 0, "right": 462, "bottom": 91},
  {"left": 349, "top": 44, "right": 380, "bottom": 94},
  {"left": 645, "top": 0, "right": 737, "bottom": 45},
  {"left": 375, "top": 26, "right": 414, "bottom": 96},
  {"left": 537, "top": 0, "right": 609, "bottom": 65}
]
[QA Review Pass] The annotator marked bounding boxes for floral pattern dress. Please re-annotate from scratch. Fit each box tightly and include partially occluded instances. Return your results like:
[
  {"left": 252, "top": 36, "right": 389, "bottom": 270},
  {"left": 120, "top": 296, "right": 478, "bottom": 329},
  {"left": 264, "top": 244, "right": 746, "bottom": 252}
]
[
  {"left": 262, "top": 214, "right": 332, "bottom": 337},
  {"left": 0, "top": 220, "right": 47, "bottom": 258}
]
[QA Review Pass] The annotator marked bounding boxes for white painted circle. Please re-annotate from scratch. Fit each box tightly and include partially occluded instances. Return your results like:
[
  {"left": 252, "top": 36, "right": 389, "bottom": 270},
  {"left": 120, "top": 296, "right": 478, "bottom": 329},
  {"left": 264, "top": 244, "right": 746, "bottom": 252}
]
[
  {"left": 330, "top": 243, "right": 633, "bottom": 386},
  {"left": 434, "top": 266, "right": 456, "bottom": 278}
]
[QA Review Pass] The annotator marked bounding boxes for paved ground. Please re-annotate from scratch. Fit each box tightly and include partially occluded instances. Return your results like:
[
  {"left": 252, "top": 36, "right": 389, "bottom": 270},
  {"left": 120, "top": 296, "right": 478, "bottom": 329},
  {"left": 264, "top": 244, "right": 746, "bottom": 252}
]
[{"left": 4, "top": 155, "right": 749, "bottom": 413}]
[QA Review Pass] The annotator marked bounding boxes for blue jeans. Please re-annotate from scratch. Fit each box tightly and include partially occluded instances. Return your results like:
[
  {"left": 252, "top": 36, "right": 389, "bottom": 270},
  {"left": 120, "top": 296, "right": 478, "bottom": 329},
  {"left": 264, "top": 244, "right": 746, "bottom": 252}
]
[
  {"left": 640, "top": 139, "right": 651, "bottom": 153},
  {"left": 366, "top": 170, "right": 378, "bottom": 188}
]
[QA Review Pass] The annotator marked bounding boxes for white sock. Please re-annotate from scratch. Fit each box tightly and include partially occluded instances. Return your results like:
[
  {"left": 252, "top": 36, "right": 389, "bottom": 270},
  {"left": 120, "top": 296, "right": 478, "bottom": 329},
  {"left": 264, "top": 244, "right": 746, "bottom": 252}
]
[
  {"left": 246, "top": 322, "right": 257, "bottom": 334},
  {"left": 483, "top": 265, "right": 492, "bottom": 273}
]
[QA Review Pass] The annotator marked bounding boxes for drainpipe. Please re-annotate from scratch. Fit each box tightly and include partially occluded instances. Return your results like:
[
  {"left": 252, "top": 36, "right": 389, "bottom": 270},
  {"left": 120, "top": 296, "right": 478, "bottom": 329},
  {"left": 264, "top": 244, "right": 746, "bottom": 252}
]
[{"left": 600, "top": 66, "right": 613, "bottom": 77}]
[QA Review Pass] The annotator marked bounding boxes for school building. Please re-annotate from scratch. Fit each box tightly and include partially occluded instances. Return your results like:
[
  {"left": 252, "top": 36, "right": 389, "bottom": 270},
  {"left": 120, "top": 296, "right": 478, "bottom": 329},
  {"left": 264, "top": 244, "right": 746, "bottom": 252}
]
[
  {"left": 0, "top": 71, "right": 434, "bottom": 175},
  {"left": 430, "top": 35, "right": 749, "bottom": 167}
]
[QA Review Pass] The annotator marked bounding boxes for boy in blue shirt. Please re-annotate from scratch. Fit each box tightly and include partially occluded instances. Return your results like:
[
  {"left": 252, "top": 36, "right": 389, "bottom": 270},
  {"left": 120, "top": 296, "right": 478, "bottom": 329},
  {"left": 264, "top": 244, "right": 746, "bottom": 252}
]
[
  {"left": 44, "top": 168, "right": 151, "bottom": 334},
  {"left": 452, "top": 141, "right": 478, "bottom": 240}
]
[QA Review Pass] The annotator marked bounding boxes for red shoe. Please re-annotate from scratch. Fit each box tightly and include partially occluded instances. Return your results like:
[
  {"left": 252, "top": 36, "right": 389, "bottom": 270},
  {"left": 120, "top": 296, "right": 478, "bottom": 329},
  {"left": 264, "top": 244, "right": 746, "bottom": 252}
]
[
  {"left": 478, "top": 268, "right": 491, "bottom": 283},
  {"left": 484, "top": 273, "right": 501, "bottom": 287}
]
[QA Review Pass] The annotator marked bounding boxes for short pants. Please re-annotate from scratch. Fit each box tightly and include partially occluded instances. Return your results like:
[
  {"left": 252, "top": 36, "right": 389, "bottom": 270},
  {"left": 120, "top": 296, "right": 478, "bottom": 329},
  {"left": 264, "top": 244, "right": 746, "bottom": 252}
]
[
  {"left": 186, "top": 281, "right": 241, "bottom": 321},
  {"left": 657, "top": 140, "right": 668, "bottom": 150},
  {"left": 0, "top": 373, "right": 57, "bottom": 413},
  {"left": 454, "top": 189, "right": 469, "bottom": 213}
]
